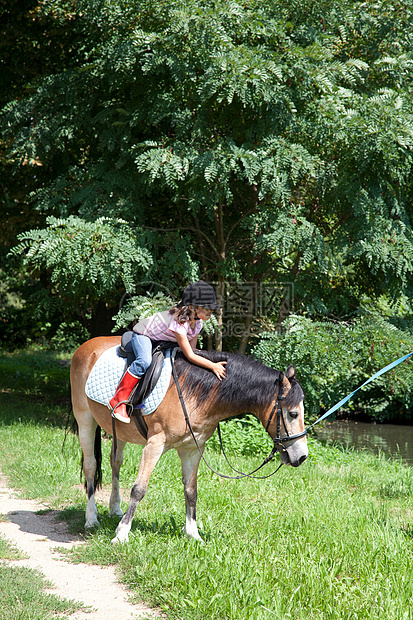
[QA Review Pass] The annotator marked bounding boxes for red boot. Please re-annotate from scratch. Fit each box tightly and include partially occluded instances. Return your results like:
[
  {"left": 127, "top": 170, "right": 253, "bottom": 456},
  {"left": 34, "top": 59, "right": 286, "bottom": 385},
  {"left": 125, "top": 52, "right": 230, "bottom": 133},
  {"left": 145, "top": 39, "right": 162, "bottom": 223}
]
[{"left": 110, "top": 369, "right": 140, "bottom": 423}]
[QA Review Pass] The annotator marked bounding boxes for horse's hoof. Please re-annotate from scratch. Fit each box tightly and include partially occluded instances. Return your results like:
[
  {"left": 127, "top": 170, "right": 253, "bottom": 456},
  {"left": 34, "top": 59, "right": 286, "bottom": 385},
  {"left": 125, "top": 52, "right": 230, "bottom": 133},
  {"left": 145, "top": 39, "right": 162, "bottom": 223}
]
[
  {"left": 112, "top": 523, "right": 130, "bottom": 544},
  {"left": 184, "top": 530, "right": 205, "bottom": 544},
  {"left": 184, "top": 524, "right": 205, "bottom": 543},
  {"left": 109, "top": 508, "right": 124, "bottom": 518},
  {"left": 85, "top": 519, "right": 100, "bottom": 529},
  {"left": 111, "top": 534, "right": 128, "bottom": 545}
]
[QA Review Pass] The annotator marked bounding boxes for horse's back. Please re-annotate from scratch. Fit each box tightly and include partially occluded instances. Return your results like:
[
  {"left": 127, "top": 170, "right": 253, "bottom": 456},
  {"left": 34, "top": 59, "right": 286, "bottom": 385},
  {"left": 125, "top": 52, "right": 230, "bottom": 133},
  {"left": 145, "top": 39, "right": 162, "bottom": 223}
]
[{"left": 71, "top": 336, "right": 120, "bottom": 376}]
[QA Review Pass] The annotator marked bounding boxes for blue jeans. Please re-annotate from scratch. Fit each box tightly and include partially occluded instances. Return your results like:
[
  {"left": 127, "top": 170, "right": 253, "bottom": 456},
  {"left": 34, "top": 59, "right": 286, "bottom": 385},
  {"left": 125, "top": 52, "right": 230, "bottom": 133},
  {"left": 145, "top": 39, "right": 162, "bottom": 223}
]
[{"left": 129, "top": 333, "right": 153, "bottom": 377}]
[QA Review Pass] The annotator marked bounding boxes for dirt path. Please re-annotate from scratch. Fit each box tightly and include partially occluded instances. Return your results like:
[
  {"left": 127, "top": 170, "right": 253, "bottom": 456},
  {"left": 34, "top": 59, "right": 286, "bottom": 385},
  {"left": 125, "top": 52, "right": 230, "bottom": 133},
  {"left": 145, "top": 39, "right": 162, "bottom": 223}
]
[{"left": 0, "top": 474, "right": 160, "bottom": 620}]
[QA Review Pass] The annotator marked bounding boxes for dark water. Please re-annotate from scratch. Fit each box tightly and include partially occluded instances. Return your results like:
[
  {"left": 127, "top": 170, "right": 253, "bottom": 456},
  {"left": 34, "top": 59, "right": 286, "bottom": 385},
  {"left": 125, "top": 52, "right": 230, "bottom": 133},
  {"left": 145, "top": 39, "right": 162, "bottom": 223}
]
[{"left": 314, "top": 419, "right": 413, "bottom": 465}]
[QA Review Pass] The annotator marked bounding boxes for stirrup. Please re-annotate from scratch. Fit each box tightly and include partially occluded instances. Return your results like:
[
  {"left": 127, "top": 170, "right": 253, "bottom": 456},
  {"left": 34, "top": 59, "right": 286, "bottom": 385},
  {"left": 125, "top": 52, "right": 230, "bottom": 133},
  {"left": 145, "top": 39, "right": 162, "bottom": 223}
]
[{"left": 111, "top": 400, "right": 131, "bottom": 423}]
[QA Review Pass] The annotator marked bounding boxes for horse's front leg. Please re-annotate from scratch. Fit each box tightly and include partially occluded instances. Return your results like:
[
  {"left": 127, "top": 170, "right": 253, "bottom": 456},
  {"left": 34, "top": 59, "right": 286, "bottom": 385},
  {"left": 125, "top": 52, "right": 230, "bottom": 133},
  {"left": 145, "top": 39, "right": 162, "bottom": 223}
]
[
  {"left": 177, "top": 446, "right": 204, "bottom": 543},
  {"left": 112, "top": 437, "right": 166, "bottom": 544},
  {"left": 109, "top": 439, "right": 126, "bottom": 519}
]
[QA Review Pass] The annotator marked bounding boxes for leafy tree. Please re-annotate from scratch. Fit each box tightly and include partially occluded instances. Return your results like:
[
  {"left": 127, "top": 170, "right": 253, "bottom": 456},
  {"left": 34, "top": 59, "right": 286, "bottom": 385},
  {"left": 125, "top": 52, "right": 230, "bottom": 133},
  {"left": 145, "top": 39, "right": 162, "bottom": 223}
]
[
  {"left": 10, "top": 216, "right": 153, "bottom": 336},
  {"left": 0, "top": 0, "right": 85, "bottom": 248},
  {"left": 2, "top": 0, "right": 413, "bottom": 353},
  {"left": 253, "top": 312, "right": 413, "bottom": 424}
]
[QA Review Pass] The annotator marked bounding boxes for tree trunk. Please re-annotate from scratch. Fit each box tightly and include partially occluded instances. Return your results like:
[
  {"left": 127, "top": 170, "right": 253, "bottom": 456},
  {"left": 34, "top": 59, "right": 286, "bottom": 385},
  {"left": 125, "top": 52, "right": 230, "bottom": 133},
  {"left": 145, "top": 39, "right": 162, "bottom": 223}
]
[
  {"left": 215, "top": 278, "right": 224, "bottom": 351},
  {"left": 237, "top": 313, "right": 253, "bottom": 355},
  {"left": 213, "top": 198, "right": 226, "bottom": 352}
]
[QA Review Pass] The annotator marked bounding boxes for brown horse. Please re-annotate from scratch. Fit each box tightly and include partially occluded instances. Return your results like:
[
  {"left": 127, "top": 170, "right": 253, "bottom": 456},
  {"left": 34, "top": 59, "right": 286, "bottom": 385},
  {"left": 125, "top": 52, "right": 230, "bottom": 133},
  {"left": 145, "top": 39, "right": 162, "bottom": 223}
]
[{"left": 71, "top": 337, "right": 308, "bottom": 544}]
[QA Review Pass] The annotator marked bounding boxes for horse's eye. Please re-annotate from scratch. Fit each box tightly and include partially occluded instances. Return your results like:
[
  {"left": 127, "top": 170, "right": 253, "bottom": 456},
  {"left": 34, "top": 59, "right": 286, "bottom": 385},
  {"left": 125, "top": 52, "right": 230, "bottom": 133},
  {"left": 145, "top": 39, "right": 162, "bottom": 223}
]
[{"left": 289, "top": 410, "right": 299, "bottom": 419}]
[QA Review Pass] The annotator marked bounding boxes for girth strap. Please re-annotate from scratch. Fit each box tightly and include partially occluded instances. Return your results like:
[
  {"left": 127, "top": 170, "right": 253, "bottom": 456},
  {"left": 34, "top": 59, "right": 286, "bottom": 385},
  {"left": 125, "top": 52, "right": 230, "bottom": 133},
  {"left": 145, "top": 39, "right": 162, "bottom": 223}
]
[{"left": 111, "top": 401, "right": 147, "bottom": 464}]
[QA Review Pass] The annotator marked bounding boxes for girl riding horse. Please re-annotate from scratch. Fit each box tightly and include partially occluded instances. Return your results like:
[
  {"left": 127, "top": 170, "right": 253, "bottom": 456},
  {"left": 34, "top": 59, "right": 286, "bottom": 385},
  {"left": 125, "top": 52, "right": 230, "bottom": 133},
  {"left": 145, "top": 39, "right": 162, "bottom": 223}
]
[{"left": 110, "top": 281, "right": 226, "bottom": 422}]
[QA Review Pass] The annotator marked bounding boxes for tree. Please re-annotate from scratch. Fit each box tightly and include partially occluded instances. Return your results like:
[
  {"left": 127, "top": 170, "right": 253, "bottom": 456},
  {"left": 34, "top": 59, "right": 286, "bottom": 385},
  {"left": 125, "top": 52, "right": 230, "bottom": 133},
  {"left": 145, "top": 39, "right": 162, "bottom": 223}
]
[
  {"left": 0, "top": 0, "right": 85, "bottom": 248},
  {"left": 10, "top": 216, "right": 153, "bottom": 335},
  {"left": 2, "top": 0, "right": 413, "bottom": 350}
]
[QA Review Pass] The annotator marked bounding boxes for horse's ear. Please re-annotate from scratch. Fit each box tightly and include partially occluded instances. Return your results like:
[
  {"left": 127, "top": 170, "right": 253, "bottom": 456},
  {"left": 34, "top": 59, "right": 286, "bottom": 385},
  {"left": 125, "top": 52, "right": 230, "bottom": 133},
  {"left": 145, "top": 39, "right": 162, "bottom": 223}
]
[{"left": 285, "top": 365, "right": 295, "bottom": 381}]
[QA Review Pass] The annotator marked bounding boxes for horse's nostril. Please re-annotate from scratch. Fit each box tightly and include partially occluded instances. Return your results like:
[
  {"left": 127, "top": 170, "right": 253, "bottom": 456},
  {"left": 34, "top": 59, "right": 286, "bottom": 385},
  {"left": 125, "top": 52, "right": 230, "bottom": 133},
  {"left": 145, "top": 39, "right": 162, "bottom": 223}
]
[{"left": 298, "top": 454, "right": 307, "bottom": 465}]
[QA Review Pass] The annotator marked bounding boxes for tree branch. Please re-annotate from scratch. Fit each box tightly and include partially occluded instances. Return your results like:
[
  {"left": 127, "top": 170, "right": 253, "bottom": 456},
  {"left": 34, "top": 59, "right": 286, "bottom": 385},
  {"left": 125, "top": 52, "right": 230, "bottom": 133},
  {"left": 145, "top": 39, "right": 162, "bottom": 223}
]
[{"left": 143, "top": 226, "right": 222, "bottom": 260}]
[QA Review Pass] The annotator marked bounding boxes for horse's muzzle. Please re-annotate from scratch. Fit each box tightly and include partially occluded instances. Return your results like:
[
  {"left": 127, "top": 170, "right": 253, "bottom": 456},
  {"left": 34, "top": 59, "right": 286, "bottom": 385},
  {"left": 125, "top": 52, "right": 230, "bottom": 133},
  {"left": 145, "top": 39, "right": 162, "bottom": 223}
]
[
  {"left": 278, "top": 445, "right": 308, "bottom": 467},
  {"left": 290, "top": 453, "right": 308, "bottom": 467}
]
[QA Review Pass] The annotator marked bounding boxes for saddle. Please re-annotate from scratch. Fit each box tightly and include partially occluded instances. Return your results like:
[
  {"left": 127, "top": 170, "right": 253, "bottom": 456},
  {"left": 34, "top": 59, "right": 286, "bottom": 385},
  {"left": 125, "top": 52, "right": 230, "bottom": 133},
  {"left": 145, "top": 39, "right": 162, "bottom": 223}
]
[{"left": 117, "top": 332, "right": 177, "bottom": 438}]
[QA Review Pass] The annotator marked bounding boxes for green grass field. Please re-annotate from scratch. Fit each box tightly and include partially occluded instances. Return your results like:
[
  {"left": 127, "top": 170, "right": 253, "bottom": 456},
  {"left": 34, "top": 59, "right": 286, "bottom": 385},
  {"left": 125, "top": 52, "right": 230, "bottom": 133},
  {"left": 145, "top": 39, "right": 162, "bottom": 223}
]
[{"left": 1, "top": 348, "right": 413, "bottom": 619}]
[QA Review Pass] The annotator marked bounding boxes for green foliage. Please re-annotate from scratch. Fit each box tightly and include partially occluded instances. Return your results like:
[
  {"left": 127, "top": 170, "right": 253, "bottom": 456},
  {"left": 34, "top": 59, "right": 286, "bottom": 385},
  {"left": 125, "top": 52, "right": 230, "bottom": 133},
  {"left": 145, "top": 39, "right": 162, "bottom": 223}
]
[
  {"left": 112, "top": 291, "right": 174, "bottom": 332},
  {"left": 0, "top": 263, "right": 34, "bottom": 347},
  {"left": 253, "top": 313, "right": 413, "bottom": 423},
  {"left": 11, "top": 216, "right": 152, "bottom": 297},
  {"left": 2, "top": 0, "right": 413, "bottom": 349},
  {"left": 8, "top": 215, "right": 153, "bottom": 336},
  {"left": 50, "top": 321, "right": 90, "bottom": 352},
  {"left": 208, "top": 414, "right": 273, "bottom": 457},
  {"left": 155, "top": 234, "right": 200, "bottom": 289}
]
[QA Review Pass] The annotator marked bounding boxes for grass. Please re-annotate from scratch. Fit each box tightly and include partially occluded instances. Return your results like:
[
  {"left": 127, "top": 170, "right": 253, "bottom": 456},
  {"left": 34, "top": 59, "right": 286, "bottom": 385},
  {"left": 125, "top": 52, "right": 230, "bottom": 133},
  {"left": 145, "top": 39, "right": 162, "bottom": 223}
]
[
  {"left": 0, "top": 559, "right": 86, "bottom": 620},
  {"left": 0, "top": 528, "right": 86, "bottom": 620},
  {"left": 1, "top": 347, "right": 413, "bottom": 619},
  {"left": 0, "top": 534, "right": 27, "bottom": 560}
]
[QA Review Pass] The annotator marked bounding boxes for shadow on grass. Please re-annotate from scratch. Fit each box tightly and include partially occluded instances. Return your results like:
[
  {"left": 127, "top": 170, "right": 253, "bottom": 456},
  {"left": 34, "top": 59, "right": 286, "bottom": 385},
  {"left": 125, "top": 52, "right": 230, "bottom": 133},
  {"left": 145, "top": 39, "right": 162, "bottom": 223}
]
[
  {"left": 378, "top": 478, "right": 413, "bottom": 500},
  {"left": 131, "top": 515, "right": 187, "bottom": 539},
  {"left": 0, "top": 348, "right": 72, "bottom": 419},
  {"left": 57, "top": 505, "right": 91, "bottom": 536},
  {"left": 5, "top": 507, "right": 85, "bottom": 544},
  {"left": 401, "top": 524, "right": 413, "bottom": 540},
  {"left": 125, "top": 515, "right": 212, "bottom": 543}
]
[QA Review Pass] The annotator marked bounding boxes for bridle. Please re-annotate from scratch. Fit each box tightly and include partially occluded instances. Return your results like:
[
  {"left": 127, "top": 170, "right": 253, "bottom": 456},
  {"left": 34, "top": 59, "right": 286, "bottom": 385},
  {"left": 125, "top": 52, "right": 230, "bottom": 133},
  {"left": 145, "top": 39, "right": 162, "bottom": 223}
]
[{"left": 265, "top": 375, "right": 308, "bottom": 449}]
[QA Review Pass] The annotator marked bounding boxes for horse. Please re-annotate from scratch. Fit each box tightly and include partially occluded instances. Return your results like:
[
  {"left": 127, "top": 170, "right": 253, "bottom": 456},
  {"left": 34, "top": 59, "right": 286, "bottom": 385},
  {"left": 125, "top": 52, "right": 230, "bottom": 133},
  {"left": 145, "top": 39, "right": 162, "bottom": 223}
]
[{"left": 70, "top": 337, "right": 308, "bottom": 544}]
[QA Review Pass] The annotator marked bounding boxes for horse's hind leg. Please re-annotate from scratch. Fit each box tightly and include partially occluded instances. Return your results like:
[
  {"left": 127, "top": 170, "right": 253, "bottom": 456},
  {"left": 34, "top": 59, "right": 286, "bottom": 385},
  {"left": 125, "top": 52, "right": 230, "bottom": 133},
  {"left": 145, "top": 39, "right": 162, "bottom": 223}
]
[
  {"left": 109, "top": 439, "right": 126, "bottom": 518},
  {"left": 177, "top": 446, "right": 204, "bottom": 543},
  {"left": 112, "top": 437, "right": 165, "bottom": 544},
  {"left": 77, "top": 416, "right": 101, "bottom": 528}
]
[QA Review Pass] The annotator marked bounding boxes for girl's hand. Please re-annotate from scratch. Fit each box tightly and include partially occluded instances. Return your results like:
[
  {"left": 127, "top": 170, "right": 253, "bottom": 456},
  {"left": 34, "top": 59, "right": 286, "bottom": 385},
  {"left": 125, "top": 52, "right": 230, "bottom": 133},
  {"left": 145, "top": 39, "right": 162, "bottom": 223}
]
[
  {"left": 212, "top": 361, "right": 227, "bottom": 380},
  {"left": 173, "top": 332, "right": 227, "bottom": 380}
]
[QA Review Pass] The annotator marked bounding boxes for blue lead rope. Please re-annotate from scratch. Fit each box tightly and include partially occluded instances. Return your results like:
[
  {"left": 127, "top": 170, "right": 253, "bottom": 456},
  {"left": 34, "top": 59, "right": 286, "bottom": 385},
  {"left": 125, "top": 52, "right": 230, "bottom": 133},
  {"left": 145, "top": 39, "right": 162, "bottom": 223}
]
[{"left": 306, "top": 351, "right": 413, "bottom": 432}]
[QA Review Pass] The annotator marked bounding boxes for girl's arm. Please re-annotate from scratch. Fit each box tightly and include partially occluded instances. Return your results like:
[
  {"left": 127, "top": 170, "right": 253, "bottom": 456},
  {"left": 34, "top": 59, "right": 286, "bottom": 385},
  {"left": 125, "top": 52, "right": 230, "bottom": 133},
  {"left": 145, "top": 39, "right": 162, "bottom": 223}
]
[{"left": 173, "top": 332, "right": 226, "bottom": 380}]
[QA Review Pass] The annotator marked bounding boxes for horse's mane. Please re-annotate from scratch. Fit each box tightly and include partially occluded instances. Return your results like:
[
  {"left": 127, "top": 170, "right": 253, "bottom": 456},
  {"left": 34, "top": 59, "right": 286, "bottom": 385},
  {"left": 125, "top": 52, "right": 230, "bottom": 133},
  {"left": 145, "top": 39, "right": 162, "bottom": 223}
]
[{"left": 173, "top": 350, "right": 304, "bottom": 411}]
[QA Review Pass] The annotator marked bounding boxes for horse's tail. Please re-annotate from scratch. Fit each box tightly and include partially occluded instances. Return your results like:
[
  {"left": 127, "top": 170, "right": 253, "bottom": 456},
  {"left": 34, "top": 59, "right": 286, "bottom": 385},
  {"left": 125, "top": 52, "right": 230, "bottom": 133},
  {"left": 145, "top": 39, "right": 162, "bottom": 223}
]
[
  {"left": 79, "top": 426, "right": 102, "bottom": 491},
  {"left": 93, "top": 426, "right": 103, "bottom": 490},
  {"left": 62, "top": 377, "right": 77, "bottom": 447}
]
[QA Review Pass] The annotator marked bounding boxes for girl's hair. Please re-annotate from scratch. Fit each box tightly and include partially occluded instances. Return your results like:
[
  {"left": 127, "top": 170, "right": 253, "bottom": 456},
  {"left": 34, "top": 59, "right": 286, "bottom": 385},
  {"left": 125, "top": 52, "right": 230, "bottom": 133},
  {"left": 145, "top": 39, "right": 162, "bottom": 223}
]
[{"left": 169, "top": 305, "right": 192, "bottom": 324}]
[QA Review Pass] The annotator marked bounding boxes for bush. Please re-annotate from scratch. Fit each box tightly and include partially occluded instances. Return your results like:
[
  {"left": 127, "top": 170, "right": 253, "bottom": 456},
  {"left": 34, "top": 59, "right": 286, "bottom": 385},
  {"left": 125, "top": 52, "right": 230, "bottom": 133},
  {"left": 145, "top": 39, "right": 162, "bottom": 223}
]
[
  {"left": 253, "top": 314, "right": 413, "bottom": 424},
  {"left": 208, "top": 414, "right": 273, "bottom": 457},
  {"left": 50, "top": 321, "right": 90, "bottom": 352}
]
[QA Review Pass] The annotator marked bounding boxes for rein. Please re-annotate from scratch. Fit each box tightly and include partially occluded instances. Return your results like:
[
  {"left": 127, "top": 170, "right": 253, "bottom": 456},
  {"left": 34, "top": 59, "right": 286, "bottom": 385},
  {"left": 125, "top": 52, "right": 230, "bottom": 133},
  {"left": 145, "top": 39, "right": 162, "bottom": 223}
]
[
  {"left": 170, "top": 348, "right": 284, "bottom": 480},
  {"left": 170, "top": 348, "right": 413, "bottom": 476}
]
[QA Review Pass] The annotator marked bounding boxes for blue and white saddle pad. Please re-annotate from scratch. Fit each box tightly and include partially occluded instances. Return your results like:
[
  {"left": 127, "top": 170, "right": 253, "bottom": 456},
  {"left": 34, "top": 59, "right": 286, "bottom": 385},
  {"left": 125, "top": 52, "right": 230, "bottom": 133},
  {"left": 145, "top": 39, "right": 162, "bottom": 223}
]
[{"left": 85, "top": 346, "right": 172, "bottom": 416}]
